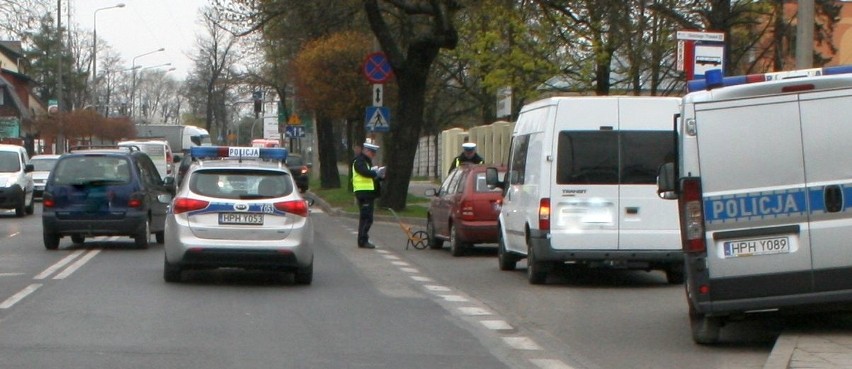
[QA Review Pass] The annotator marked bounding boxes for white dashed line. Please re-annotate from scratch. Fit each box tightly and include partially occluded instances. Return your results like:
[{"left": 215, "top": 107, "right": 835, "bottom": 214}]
[
  {"left": 53, "top": 250, "right": 101, "bottom": 279},
  {"left": 399, "top": 267, "right": 419, "bottom": 273},
  {"left": 440, "top": 294, "right": 469, "bottom": 302},
  {"left": 529, "top": 358, "right": 577, "bottom": 369},
  {"left": 480, "top": 320, "right": 514, "bottom": 331},
  {"left": 0, "top": 283, "right": 42, "bottom": 309},
  {"left": 0, "top": 272, "right": 25, "bottom": 277},
  {"left": 391, "top": 261, "right": 409, "bottom": 266},
  {"left": 410, "top": 275, "right": 433, "bottom": 282},
  {"left": 382, "top": 255, "right": 400, "bottom": 260},
  {"left": 457, "top": 306, "right": 491, "bottom": 316},
  {"left": 503, "top": 336, "right": 542, "bottom": 351},
  {"left": 34, "top": 250, "right": 86, "bottom": 280},
  {"left": 423, "top": 285, "right": 451, "bottom": 292}
]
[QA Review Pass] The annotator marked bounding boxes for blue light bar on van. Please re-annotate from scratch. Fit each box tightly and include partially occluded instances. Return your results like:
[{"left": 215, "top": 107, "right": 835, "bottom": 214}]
[
  {"left": 190, "top": 146, "right": 288, "bottom": 161},
  {"left": 686, "top": 64, "right": 852, "bottom": 92}
]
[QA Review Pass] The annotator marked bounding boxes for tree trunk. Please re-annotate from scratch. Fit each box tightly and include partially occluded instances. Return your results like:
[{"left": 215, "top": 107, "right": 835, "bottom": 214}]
[{"left": 316, "top": 115, "right": 340, "bottom": 189}]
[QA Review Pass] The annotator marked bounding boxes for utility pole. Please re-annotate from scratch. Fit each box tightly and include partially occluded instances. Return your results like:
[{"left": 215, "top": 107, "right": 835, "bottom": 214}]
[
  {"left": 796, "top": 0, "right": 814, "bottom": 69},
  {"left": 56, "top": 0, "right": 65, "bottom": 154}
]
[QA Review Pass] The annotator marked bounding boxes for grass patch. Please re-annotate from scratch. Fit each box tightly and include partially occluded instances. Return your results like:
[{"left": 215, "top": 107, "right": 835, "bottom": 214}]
[{"left": 309, "top": 175, "right": 429, "bottom": 218}]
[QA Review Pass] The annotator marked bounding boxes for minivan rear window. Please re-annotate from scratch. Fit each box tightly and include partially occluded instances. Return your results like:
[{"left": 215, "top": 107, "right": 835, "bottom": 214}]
[
  {"left": 52, "top": 156, "right": 132, "bottom": 185},
  {"left": 556, "top": 131, "right": 673, "bottom": 185}
]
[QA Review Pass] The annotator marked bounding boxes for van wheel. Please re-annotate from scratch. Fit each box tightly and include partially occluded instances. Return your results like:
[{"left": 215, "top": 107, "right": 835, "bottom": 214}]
[
  {"left": 666, "top": 264, "right": 685, "bottom": 284},
  {"left": 497, "top": 230, "right": 517, "bottom": 271},
  {"left": 25, "top": 195, "right": 34, "bottom": 215},
  {"left": 450, "top": 224, "right": 466, "bottom": 257},
  {"left": 689, "top": 302, "right": 721, "bottom": 344},
  {"left": 426, "top": 217, "right": 443, "bottom": 249},
  {"left": 155, "top": 230, "right": 165, "bottom": 244},
  {"left": 44, "top": 232, "right": 60, "bottom": 250},
  {"left": 135, "top": 219, "right": 150, "bottom": 249},
  {"left": 527, "top": 244, "right": 548, "bottom": 285},
  {"left": 15, "top": 194, "right": 25, "bottom": 217}
]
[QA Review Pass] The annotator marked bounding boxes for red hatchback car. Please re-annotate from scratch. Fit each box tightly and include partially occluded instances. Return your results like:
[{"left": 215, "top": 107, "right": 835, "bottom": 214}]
[{"left": 426, "top": 164, "right": 506, "bottom": 256}]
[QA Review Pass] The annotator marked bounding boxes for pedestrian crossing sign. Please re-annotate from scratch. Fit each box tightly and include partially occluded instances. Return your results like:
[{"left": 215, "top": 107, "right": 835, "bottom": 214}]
[{"left": 365, "top": 106, "right": 390, "bottom": 132}]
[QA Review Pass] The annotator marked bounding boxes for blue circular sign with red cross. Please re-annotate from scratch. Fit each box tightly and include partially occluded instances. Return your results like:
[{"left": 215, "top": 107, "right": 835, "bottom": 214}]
[{"left": 363, "top": 51, "right": 393, "bottom": 84}]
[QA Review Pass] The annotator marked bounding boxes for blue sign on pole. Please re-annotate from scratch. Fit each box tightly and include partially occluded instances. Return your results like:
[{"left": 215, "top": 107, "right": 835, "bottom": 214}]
[
  {"left": 285, "top": 125, "right": 305, "bottom": 138},
  {"left": 365, "top": 107, "right": 390, "bottom": 132}
]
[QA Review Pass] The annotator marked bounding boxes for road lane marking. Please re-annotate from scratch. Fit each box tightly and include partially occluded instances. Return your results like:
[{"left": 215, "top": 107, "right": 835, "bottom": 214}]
[
  {"left": 530, "top": 359, "right": 576, "bottom": 369},
  {"left": 0, "top": 273, "right": 25, "bottom": 277},
  {"left": 53, "top": 250, "right": 101, "bottom": 279},
  {"left": 458, "top": 307, "right": 491, "bottom": 316},
  {"left": 0, "top": 284, "right": 42, "bottom": 309},
  {"left": 441, "top": 294, "right": 469, "bottom": 302},
  {"left": 400, "top": 267, "right": 419, "bottom": 273},
  {"left": 481, "top": 320, "right": 514, "bottom": 331},
  {"left": 503, "top": 336, "right": 543, "bottom": 351},
  {"left": 34, "top": 250, "right": 86, "bottom": 280}
]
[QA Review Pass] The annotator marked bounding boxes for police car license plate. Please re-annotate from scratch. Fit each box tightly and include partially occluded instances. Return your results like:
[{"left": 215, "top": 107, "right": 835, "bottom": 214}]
[
  {"left": 723, "top": 236, "right": 789, "bottom": 258},
  {"left": 219, "top": 213, "right": 264, "bottom": 225}
]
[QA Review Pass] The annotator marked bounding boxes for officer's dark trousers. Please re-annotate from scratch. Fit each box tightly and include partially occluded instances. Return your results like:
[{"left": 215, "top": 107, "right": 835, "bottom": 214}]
[{"left": 356, "top": 193, "right": 375, "bottom": 246}]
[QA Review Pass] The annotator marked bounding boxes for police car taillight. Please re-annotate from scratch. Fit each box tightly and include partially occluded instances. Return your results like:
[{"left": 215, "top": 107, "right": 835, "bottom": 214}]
[
  {"left": 172, "top": 197, "right": 209, "bottom": 214},
  {"left": 686, "top": 64, "right": 852, "bottom": 92},
  {"left": 274, "top": 200, "right": 309, "bottom": 217},
  {"left": 680, "top": 178, "right": 706, "bottom": 253}
]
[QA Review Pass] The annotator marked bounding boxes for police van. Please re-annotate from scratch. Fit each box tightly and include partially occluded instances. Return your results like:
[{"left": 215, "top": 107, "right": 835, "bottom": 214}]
[
  {"left": 486, "top": 96, "right": 683, "bottom": 285},
  {"left": 657, "top": 65, "right": 852, "bottom": 344}
]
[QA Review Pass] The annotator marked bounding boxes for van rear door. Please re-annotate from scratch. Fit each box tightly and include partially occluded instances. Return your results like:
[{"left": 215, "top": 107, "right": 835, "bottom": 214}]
[
  {"left": 550, "top": 99, "right": 620, "bottom": 251},
  {"left": 695, "top": 94, "right": 812, "bottom": 299},
  {"left": 799, "top": 88, "right": 852, "bottom": 292},
  {"left": 616, "top": 99, "right": 680, "bottom": 251}
]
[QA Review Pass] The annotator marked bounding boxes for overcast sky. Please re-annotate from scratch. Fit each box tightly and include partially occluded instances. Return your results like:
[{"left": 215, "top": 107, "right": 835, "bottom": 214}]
[{"left": 71, "top": 0, "right": 209, "bottom": 80}]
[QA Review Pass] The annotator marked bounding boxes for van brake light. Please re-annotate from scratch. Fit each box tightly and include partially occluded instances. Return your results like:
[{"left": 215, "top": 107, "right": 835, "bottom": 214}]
[
  {"left": 539, "top": 198, "right": 551, "bottom": 231},
  {"left": 680, "top": 179, "right": 706, "bottom": 253}
]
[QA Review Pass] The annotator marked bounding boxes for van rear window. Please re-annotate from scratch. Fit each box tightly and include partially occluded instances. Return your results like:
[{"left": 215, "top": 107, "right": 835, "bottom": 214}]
[{"left": 556, "top": 131, "right": 673, "bottom": 185}]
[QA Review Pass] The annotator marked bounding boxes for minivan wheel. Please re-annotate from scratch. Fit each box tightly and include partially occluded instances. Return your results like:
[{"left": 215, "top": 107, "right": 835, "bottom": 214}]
[
  {"left": 450, "top": 224, "right": 466, "bottom": 257},
  {"left": 25, "top": 195, "right": 34, "bottom": 215},
  {"left": 497, "top": 230, "right": 517, "bottom": 271},
  {"left": 689, "top": 302, "right": 721, "bottom": 344},
  {"left": 15, "top": 194, "right": 25, "bottom": 217},
  {"left": 426, "top": 217, "right": 443, "bottom": 249},
  {"left": 527, "top": 244, "right": 547, "bottom": 285},
  {"left": 135, "top": 219, "right": 150, "bottom": 249},
  {"left": 44, "top": 232, "right": 60, "bottom": 250}
]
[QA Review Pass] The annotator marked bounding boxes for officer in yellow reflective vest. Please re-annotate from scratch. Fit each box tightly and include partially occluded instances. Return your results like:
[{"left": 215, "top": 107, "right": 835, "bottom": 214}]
[
  {"left": 352, "top": 142, "right": 383, "bottom": 249},
  {"left": 448, "top": 142, "right": 484, "bottom": 174}
]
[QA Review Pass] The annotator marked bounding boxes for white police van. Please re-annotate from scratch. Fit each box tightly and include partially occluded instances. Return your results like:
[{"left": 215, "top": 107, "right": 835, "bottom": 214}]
[
  {"left": 487, "top": 96, "right": 683, "bottom": 285},
  {"left": 657, "top": 65, "right": 852, "bottom": 344}
]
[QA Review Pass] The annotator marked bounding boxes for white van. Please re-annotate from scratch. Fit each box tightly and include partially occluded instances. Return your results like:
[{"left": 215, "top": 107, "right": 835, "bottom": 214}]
[
  {"left": 0, "top": 144, "right": 34, "bottom": 216},
  {"left": 657, "top": 65, "right": 852, "bottom": 344},
  {"left": 487, "top": 96, "right": 682, "bottom": 285},
  {"left": 118, "top": 140, "right": 174, "bottom": 180}
]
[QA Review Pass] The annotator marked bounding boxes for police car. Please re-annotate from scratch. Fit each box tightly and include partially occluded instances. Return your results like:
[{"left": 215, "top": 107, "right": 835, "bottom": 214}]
[
  {"left": 163, "top": 146, "right": 314, "bottom": 284},
  {"left": 658, "top": 65, "right": 852, "bottom": 344}
]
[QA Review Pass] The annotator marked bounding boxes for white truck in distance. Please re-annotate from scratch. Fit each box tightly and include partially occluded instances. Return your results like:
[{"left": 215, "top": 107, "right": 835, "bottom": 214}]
[{"left": 134, "top": 124, "right": 212, "bottom": 153}]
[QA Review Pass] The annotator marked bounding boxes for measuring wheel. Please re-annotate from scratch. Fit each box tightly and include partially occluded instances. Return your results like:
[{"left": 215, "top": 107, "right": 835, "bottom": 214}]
[{"left": 408, "top": 230, "right": 429, "bottom": 250}]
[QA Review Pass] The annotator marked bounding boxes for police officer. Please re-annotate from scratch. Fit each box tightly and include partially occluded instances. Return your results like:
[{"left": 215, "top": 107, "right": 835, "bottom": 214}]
[
  {"left": 448, "top": 142, "right": 484, "bottom": 174},
  {"left": 352, "top": 142, "right": 383, "bottom": 249}
]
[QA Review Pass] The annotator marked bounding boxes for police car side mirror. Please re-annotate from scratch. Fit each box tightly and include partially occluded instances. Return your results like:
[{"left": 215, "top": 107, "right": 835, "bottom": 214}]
[
  {"left": 657, "top": 162, "right": 678, "bottom": 200},
  {"left": 485, "top": 167, "right": 504, "bottom": 190}
]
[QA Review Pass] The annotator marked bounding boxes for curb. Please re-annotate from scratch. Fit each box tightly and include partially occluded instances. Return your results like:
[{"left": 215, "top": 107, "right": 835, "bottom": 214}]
[{"left": 306, "top": 191, "right": 427, "bottom": 227}]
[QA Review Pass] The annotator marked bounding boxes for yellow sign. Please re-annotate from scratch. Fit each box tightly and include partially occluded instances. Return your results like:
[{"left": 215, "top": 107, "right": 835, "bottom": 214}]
[{"left": 288, "top": 114, "right": 302, "bottom": 125}]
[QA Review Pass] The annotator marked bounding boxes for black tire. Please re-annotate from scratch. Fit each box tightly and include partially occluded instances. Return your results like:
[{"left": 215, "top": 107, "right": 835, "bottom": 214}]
[
  {"left": 497, "top": 229, "right": 517, "bottom": 271},
  {"left": 294, "top": 261, "right": 313, "bottom": 285},
  {"left": 689, "top": 302, "right": 721, "bottom": 344},
  {"left": 666, "top": 264, "right": 685, "bottom": 285},
  {"left": 15, "top": 194, "right": 25, "bottom": 217},
  {"left": 450, "top": 224, "right": 465, "bottom": 257},
  {"left": 71, "top": 235, "right": 85, "bottom": 244},
  {"left": 426, "top": 217, "right": 444, "bottom": 249},
  {"left": 44, "top": 232, "right": 60, "bottom": 250},
  {"left": 527, "top": 243, "right": 547, "bottom": 285},
  {"left": 135, "top": 219, "right": 150, "bottom": 249},
  {"left": 163, "top": 256, "right": 182, "bottom": 283},
  {"left": 155, "top": 230, "right": 165, "bottom": 244}
]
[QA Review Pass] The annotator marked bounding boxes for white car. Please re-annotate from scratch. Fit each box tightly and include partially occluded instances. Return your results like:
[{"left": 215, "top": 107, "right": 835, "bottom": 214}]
[
  {"left": 0, "top": 144, "right": 34, "bottom": 216},
  {"left": 30, "top": 154, "right": 60, "bottom": 199},
  {"left": 163, "top": 146, "right": 314, "bottom": 284}
]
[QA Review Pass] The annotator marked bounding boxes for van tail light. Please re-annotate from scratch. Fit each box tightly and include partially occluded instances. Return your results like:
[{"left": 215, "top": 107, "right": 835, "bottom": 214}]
[
  {"left": 460, "top": 200, "right": 475, "bottom": 220},
  {"left": 172, "top": 197, "right": 209, "bottom": 214},
  {"left": 128, "top": 193, "right": 145, "bottom": 208},
  {"left": 299, "top": 166, "right": 309, "bottom": 175},
  {"left": 539, "top": 198, "right": 551, "bottom": 231},
  {"left": 680, "top": 178, "right": 706, "bottom": 253},
  {"left": 275, "top": 200, "right": 309, "bottom": 217}
]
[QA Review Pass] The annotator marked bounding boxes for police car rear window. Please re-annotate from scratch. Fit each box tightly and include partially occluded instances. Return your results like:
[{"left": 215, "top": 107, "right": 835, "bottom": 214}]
[
  {"left": 556, "top": 131, "right": 673, "bottom": 185},
  {"left": 190, "top": 169, "right": 293, "bottom": 199}
]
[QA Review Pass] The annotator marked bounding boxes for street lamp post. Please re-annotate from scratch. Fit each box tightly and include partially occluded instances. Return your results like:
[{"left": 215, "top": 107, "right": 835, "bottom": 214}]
[
  {"left": 130, "top": 47, "right": 165, "bottom": 117},
  {"left": 92, "top": 3, "right": 125, "bottom": 108}
]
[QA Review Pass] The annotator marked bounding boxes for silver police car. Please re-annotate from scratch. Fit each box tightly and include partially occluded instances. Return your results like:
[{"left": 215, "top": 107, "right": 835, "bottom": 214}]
[{"left": 163, "top": 146, "right": 314, "bottom": 284}]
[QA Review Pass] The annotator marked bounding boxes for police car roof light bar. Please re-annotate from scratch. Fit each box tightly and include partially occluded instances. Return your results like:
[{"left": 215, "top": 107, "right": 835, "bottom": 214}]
[
  {"left": 190, "top": 146, "right": 288, "bottom": 162},
  {"left": 686, "top": 64, "right": 852, "bottom": 93}
]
